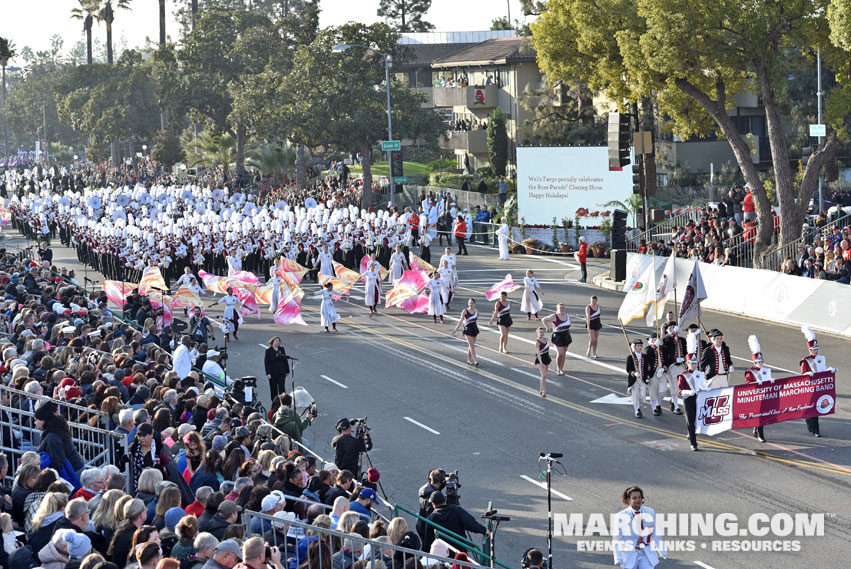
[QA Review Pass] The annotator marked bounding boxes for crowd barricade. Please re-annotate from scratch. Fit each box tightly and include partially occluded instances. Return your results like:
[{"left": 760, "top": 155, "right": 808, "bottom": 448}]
[
  {"left": 626, "top": 253, "right": 851, "bottom": 337},
  {"left": 627, "top": 209, "right": 702, "bottom": 251},
  {"left": 241, "top": 509, "right": 491, "bottom": 569},
  {"left": 0, "top": 383, "right": 130, "bottom": 485},
  {"left": 470, "top": 222, "right": 497, "bottom": 245}
]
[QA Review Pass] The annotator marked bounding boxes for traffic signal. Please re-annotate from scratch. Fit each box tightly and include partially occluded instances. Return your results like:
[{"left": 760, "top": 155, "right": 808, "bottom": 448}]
[
  {"left": 608, "top": 112, "right": 631, "bottom": 169},
  {"left": 612, "top": 209, "right": 628, "bottom": 250},
  {"left": 632, "top": 162, "right": 642, "bottom": 195},
  {"left": 390, "top": 150, "right": 404, "bottom": 178}
]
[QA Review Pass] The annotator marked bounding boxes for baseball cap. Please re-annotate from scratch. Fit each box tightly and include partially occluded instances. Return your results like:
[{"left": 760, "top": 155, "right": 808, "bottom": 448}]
[
  {"left": 218, "top": 500, "right": 242, "bottom": 517},
  {"left": 261, "top": 493, "right": 284, "bottom": 512},
  {"left": 215, "top": 539, "right": 243, "bottom": 560},
  {"left": 359, "top": 488, "right": 378, "bottom": 502}
]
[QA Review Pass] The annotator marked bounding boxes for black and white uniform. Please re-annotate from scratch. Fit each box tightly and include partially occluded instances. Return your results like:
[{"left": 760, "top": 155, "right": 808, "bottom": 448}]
[
  {"left": 535, "top": 339, "right": 552, "bottom": 366},
  {"left": 551, "top": 315, "right": 572, "bottom": 347},
  {"left": 462, "top": 309, "right": 479, "bottom": 337},
  {"left": 496, "top": 300, "right": 513, "bottom": 327},
  {"left": 586, "top": 304, "right": 602, "bottom": 331}
]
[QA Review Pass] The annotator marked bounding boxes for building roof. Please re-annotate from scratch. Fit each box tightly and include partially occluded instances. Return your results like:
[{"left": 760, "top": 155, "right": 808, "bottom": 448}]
[
  {"left": 431, "top": 37, "right": 536, "bottom": 69},
  {"left": 398, "top": 30, "right": 517, "bottom": 45},
  {"left": 400, "top": 43, "right": 478, "bottom": 67}
]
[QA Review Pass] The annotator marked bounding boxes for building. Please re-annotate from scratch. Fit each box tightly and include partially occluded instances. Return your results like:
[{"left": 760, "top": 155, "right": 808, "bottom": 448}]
[{"left": 396, "top": 31, "right": 542, "bottom": 173}]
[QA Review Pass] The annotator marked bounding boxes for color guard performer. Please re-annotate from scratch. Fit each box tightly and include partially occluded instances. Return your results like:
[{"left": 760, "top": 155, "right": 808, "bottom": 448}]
[
  {"left": 744, "top": 335, "right": 773, "bottom": 443},
  {"left": 678, "top": 334, "right": 710, "bottom": 451},
  {"left": 800, "top": 326, "right": 835, "bottom": 437},
  {"left": 626, "top": 339, "right": 650, "bottom": 418},
  {"left": 426, "top": 271, "right": 445, "bottom": 324},
  {"left": 488, "top": 291, "right": 512, "bottom": 353},
  {"left": 451, "top": 299, "right": 480, "bottom": 366},
  {"left": 700, "top": 328, "right": 734, "bottom": 388},
  {"left": 541, "top": 304, "right": 572, "bottom": 376},
  {"left": 661, "top": 326, "right": 685, "bottom": 415},
  {"left": 534, "top": 327, "right": 552, "bottom": 397},
  {"left": 521, "top": 269, "right": 543, "bottom": 320}
]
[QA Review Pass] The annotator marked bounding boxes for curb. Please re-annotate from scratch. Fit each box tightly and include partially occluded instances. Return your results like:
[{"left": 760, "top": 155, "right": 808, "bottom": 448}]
[{"left": 592, "top": 271, "right": 623, "bottom": 292}]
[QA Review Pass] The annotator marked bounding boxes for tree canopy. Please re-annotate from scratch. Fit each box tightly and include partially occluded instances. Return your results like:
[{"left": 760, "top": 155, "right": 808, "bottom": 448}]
[{"left": 532, "top": 0, "right": 851, "bottom": 263}]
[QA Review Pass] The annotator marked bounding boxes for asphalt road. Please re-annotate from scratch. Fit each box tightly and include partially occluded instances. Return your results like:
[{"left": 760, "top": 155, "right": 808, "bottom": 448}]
[{"left": 8, "top": 230, "right": 850, "bottom": 569}]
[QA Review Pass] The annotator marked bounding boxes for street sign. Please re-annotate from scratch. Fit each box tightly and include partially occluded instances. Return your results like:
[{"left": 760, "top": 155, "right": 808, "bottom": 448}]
[
  {"left": 809, "top": 124, "right": 826, "bottom": 137},
  {"left": 393, "top": 176, "right": 408, "bottom": 183},
  {"left": 381, "top": 140, "right": 401, "bottom": 151}
]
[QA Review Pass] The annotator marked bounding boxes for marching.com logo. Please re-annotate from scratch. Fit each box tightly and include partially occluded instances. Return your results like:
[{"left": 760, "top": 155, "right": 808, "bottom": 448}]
[{"left": 555, "top": 512, "right": 825, "bottom": 553}]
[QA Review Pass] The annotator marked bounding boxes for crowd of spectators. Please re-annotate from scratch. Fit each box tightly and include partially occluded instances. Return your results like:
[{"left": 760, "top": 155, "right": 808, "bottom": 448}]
[
  {"left": 0, "top": 240, "right": 486, "bottom": 569},
  {"left": 778, "top": 223, "right": 851, "bottom": 282},
  {"left": 451, "top": 120, "right": 486, "bottom": 132}
]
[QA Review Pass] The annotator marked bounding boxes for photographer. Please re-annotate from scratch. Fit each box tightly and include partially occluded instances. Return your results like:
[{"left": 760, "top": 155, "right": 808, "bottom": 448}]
[
  {"left": 331, "top": 418, "right": 372, "bottom": 478},
  {"left": 417, "top": 469, "right": 447, "bottom": 540},
  {"left": 272, "top": 405, "right": 314, "bottom": 445},
  {"left": 424, "top": 491, "right": 486, "bottom": 552}
]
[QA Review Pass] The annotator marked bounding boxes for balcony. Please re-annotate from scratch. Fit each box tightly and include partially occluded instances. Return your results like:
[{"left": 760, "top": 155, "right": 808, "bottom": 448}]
[
  {"left": 438, "top": 129, "right": 488, "bottom": 154},
  {"left": 433, "top": 85, "right": 498, "bottom": 109}
]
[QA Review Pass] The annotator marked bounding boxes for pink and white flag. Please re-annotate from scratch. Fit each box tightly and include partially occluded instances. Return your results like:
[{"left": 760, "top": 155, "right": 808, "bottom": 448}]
[{"left": 484, "top": 274, "right": 522, "bottom": 301}]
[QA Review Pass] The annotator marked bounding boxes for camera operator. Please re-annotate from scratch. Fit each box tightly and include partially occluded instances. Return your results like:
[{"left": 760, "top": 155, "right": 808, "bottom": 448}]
[
  {"left": 417, "top": 469, "right": 447, "bottom": 540},
  {"left": 202, "top": 348, "right": 231, "bottom": 387},
  {"left": 273, "top": 405, "right": 315, "bottom": 445},
  {"left": 332, "top": 418, "right": 372, "bottom": 478},
  {"left": 424, "top": 491, "right": 486, "bottom": 553}
]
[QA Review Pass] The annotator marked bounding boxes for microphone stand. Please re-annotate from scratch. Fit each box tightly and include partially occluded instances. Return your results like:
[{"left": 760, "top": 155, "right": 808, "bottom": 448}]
[
  {"left": 481, "top": 505, "right": 510, "bottom": 568},
  {"left": 539, "top": 452, "right": 563, "bottom": 569}
]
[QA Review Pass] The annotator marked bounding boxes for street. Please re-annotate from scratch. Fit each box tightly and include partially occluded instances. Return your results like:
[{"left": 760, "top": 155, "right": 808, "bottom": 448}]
[{"left": 11, "top": 230, "right": 850, "bottom": 569}]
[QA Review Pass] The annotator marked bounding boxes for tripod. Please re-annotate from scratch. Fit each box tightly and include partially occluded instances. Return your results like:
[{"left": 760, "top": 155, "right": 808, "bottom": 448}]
[
  {"left": 539, "top": 452, "right": 564, "bottom": 569},
  {"left": 481, "top": 505, "right": 510, "bottom": 568}
]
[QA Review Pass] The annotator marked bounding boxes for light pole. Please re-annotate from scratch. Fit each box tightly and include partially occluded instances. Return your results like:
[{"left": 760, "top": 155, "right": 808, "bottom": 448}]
[
  {"left": 38, "top": 101, "right": 49, "bottom": 167},
  {"left": 332, "top": 43, "right": 396, "bottom": 208},
  {"left": 816, "top": 48, "right": 824, "bottom": 214}
]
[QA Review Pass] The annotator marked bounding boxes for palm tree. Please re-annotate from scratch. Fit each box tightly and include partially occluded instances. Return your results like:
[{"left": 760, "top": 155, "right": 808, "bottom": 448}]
[
  {"left": 186, "top": 130, "right": 237, "bottom": 173},
  {"left": 71, "top": 0, "right": 101, "bottom": 64},
  {"left": 0, "top": 37, "right": 16, "bottom": 155},
  {"left": 247, "top": 143, "right": 296, "bottom": 179},
  {"left": 97, "top": 0, "right": 132, "bottom": 64}
]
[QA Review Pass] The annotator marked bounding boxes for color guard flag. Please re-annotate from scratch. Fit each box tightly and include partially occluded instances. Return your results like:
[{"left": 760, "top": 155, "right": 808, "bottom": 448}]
[
  {"left": 484, "top": 274, "right": 523, "bottom": 301},
  {"left": 103, "top": 281, "right": 137, "bottom": 308},
  {"left": 274, "top": 290, "right": 307, "bottom": 326},
  {"left": 618, "top": 263, "right": 655, "bottom": 325},
  {"left": 385, "top": 270, "right": 430, "bottom": 308},
  {"left": 277, "top": 258, "right": 307, "bottom": 282},
  {"left": 646, "top": 253, "right": 677, "bottom": 326},
  {"left": 319, "top": 274, "right": 354, "bottom": 295},
  {"left": 408, "top": 252, "right": 435, "bottom": 273},
  {"left": 138, "top": 266, "right": 167, "bottom": 295},
  {"left": 332, "top": 261, "right": 361, "bottom": 284},
  {"left": 172, "top": 286, "right": 202, "bottom": 308},
  {"left": 678, "top": 258, "right": 707, "bottom": 324},
  {"left": 398, "top": 293, "right": 430, "bottom": 314}
]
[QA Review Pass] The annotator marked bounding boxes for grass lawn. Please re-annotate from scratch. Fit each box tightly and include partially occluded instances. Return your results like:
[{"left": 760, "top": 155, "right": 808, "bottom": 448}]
[{"left": 348, "top": 161, "right": 430, "bottom": 178}]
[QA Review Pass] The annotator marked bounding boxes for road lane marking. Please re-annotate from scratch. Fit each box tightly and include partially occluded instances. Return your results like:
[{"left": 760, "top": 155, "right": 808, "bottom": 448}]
[
  {"left": 694, "top": 562, "right": 716, "bottom": 569},
  {"left": 520, "top": 475, "right": 572, "bottom": 501},
  {"left": 320, "top": 375, "right": 348, "bottom": 389},
  {"left": 403, "top": 416, "right": 440, "bottom": 435}
]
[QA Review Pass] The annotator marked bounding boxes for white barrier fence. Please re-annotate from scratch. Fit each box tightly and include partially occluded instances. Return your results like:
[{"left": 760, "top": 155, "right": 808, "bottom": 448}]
[{"left": 625, "top": 253, "right": 851, "bottom": 337}]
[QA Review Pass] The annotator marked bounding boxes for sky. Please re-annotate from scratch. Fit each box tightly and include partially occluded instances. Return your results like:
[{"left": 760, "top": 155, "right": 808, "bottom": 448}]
[{"left": 2, "top": 0, "right": 528, "bottom": 58}]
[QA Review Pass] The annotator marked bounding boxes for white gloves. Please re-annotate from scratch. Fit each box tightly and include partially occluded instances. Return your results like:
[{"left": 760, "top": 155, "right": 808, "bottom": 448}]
[
  {"left": 805, "top": 371, "right": 814, "bottom": 377},
  {"left": 681, "top": 389, "right": 694, "bottom": 398},
  {"left": 656, "top": 369, "right": 665, "bottom": 378},
  {"left": 829, "top": 367, "right": 836, "bottom": 373},
  {"left": 627, "top": 386, "right": 633, "bottom": 395},
  {"left": 729, "top": 366, "right": 736, "bottom": 372},
  {"left": 676, "top": 357, "right": 685, "bottom": 364}
]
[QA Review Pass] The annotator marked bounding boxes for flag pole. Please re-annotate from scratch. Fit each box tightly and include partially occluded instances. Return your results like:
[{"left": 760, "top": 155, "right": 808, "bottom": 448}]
[
  {"left": 672, "top": 253, "right": 678, "bottom": 322},
  {"left": 619, "top": 320, "right": 639, "bottom": 376}
]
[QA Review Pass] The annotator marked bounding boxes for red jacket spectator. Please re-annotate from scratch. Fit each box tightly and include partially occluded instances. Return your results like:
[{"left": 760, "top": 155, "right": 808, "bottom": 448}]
[
  {"left": 577, "top": 241, "right": 589, "bottom": 263},
  {"left": 185, "top": 500, "right": 205, "bottom": 518},
  {"left": 742, "top": 191, "right": 755, "bottom": 213},
  {"left": 453, "top": 220, "right": 467, "bottom": 238}
]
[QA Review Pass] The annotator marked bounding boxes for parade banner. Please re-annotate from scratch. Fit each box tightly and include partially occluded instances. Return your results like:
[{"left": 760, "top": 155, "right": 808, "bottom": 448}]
[{"left": 695, "top": 371, "right": 836, "bottom": 436}]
